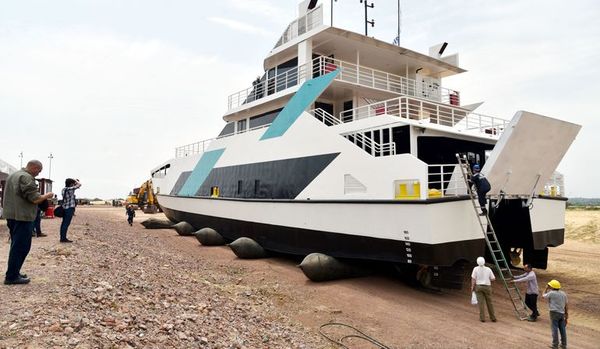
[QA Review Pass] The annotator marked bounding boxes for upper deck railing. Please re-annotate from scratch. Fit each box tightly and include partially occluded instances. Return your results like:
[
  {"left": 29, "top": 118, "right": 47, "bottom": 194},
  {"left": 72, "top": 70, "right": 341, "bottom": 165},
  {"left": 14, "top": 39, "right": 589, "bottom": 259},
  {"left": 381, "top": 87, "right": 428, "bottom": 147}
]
[
  {"left": 339, "top": 96, "right": 509, "bottom": 136},
  {"left": 175, "top": 139, "right": 214, "bottom": 158},
  {"left": 228, "top": 63, "right": 309, "bottom": 110},
  {"left": 227, "top": 56, "right": 461, "bottom": 111},
  {"left": 312, "top": 56, "right": 460, "bottom": 105},
  {"left": 274, "top": 5, "right": 323, "bottom": 49}
]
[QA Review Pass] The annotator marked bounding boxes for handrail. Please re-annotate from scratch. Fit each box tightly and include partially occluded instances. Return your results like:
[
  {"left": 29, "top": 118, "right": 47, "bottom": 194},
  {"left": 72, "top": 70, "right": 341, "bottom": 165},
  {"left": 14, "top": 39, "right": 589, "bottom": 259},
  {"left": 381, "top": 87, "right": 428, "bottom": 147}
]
[
  {"left": 175, "top": 139, "right": 214, "bottom": 158},
  {"left": 342, "top": 131, "right": 396, "bottom": 157},
  {"left": 274, "top": 5, "right": 323, "bottom": 49},
  {"left": 311, "top": 56, "right": 461, "bottom": 106},
  {"left": 227, "top": 55, "right": 462, "bottom": 111},
  {"left": 309, "top": 108, "right": 341, "bottom": 126},
  {"left": 339, "top": 96, "right": 509, "bottom": 136},
  {"left": 227, "top": 64, "right": 309, "bottom": 110},
  {"left": 427, "top": 164, "right": 468, "bottom": 197}
]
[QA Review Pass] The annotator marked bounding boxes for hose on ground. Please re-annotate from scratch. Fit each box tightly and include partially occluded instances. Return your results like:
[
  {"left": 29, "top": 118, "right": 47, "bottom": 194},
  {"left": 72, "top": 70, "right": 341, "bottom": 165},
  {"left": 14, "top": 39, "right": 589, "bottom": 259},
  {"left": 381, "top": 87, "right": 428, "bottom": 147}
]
[{"left": 319, "top": 322, "right": 391, "bottom": 349}]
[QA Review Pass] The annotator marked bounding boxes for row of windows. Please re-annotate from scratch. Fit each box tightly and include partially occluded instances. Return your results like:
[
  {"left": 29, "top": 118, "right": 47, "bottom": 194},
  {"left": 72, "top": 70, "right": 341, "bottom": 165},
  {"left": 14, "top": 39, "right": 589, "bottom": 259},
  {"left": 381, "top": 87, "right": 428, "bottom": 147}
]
[{"left": 219, "top": 108, "right": 283, "bottom": 137}]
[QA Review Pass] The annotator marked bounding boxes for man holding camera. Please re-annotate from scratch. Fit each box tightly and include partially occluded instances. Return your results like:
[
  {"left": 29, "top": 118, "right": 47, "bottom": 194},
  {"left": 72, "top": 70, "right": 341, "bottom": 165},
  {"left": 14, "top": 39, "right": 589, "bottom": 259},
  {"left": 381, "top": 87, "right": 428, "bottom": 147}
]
[
  {"left": 3, "top": 160, "right": 54, "bottom": 285},
  {"left": 59, "top": 178, "right": 81, "bottom": 243}
]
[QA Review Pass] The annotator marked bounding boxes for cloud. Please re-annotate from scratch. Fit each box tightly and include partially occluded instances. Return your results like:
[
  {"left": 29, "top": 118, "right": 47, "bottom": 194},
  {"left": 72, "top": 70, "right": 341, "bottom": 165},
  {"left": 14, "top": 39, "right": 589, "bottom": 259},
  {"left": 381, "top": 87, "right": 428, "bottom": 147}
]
[
  {"left": 0, "top": 26, "right": 253, "bottom": 199},
  {"left": 208, "top": 17, "right": 274, "bottom": 37},
  {"left": 224, "top": 0, "right": 290, "bottom": 24}
]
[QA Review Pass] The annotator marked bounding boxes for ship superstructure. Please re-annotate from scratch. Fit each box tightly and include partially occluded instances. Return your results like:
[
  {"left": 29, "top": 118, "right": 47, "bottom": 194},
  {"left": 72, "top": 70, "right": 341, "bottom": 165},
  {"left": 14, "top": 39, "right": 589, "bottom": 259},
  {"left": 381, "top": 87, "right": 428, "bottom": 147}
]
[{"left": 150, "top": 1, "right": 580, "bottom": 288}]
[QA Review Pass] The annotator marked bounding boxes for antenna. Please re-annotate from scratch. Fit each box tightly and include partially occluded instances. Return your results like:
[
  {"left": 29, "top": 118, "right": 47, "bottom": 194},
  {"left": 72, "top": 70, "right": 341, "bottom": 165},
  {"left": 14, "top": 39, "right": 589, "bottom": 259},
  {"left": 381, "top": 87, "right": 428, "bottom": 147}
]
[
  {"left": 18, "top": 151, "right": 23, "bottom": 168},
  {"left": 397, "top": 0, "right": 401, "bottom": 46},
  {"left": 48, "top": 153, "right": 54, "bottom": 180},
  {"left": 330, "top": 0, "right": 338, "bottom": 27},
  {"left": 360, "top": 0, "right": 375, "bottom": 36}
]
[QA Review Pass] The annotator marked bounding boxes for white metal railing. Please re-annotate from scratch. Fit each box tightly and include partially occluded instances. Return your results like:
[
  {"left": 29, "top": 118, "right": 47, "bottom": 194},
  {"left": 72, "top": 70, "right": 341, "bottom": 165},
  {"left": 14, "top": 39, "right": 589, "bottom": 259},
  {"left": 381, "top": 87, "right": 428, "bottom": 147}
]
[
  {"left": 274, "top": 5, "right": 323, "bottom": 49},
  {"left": 174, "top": 123, "right": 273, "bottom": 158},
  {"left": 339, "top": 96, "right": 509, "bottom": 136},
  {"left": 427, "top": 164, "right": 468, "bottom": 197},
  {"left": 309, "top": 108, "right": 341, "bottom": 126},
  {"left": 311, "top": 56, "right": 461, "bottom": 106},
  {"left": 342, "top": 131, "right": 396, "bottom": 157},
  {"left": 227, "top": 64, "right": 309, "bottom": 110},
  {"left": 175, "top": 139, "right": 214, "bottom": 158}
]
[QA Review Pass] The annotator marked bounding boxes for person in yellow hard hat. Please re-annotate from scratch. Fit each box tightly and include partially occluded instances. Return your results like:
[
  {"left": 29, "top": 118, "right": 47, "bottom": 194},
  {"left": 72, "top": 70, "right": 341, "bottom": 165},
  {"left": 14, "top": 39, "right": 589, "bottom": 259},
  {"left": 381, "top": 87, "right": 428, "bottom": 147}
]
[{"left": 543, "top": 279, "right": 568, "bottom": 349}]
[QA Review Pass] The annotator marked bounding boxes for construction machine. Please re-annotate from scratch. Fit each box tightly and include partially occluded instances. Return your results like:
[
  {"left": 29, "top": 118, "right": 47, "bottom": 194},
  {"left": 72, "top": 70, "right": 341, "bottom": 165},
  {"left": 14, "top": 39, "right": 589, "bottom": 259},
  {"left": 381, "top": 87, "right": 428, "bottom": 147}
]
[{"left": 126, "top": 180, "right": 160, "bottom": 213}]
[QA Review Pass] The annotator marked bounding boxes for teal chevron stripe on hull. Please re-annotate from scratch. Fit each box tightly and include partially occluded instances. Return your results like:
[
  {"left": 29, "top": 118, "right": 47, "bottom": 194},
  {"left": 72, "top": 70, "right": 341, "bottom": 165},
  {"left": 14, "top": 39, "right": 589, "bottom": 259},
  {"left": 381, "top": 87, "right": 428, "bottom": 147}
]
[
  {"left": 178, "top": 148, "right": 225, "bottom": 196},
  {"left": 260, "top": 69, "right": 340, "bottom": 140}
]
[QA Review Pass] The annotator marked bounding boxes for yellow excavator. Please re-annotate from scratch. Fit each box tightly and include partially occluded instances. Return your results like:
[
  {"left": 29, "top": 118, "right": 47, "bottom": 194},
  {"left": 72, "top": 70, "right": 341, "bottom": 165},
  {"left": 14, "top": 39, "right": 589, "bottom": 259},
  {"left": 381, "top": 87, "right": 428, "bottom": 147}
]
[{"left": 126, "top": 180, "right": 160, "bottom": 213}]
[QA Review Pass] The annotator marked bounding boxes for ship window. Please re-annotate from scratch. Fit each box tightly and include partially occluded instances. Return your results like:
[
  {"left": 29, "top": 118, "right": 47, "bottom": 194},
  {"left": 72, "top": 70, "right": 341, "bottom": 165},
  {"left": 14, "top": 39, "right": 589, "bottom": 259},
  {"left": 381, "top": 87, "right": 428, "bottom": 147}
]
[
  {"left": 254, "top": 180, "right": 260, "bottom": 196},
  {"left": 219, "top": 122, "right": 235, "bottom": 137},
  {"left": 237, "top": 180, "right": 243, "bottom": 195},
  {"left": 237, "top": 119, "right": 247, "bottom": 133},
  {"left": 392, "top": 126, "right": 411, "bottom": 154},
  {"left": 276, "top": 57, "right": 299, "bottom": 91},
  {"left": 249, "top": 108, "right": 282, "bottom": 129}
]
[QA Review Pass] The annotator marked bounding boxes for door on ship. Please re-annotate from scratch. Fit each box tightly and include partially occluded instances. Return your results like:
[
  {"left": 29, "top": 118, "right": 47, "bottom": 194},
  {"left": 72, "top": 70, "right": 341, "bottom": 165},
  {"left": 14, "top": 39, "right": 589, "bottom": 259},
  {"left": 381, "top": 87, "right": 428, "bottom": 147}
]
[{"left": 315, "top": 102, "right": 334, "bottom": 126}]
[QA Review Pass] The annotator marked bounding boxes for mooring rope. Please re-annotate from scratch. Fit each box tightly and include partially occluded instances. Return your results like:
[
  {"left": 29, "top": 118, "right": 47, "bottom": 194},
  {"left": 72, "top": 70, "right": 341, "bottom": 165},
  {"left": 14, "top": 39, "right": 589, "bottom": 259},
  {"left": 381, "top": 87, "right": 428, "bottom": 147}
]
[{"left": 319, "top": 322, "right": 392, "bottom": 349}]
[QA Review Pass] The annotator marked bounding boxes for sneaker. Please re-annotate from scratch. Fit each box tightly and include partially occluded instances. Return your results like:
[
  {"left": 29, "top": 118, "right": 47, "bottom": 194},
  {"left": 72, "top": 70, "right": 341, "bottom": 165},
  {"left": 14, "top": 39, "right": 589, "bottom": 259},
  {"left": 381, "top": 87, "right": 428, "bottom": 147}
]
[
  {"left": 4, "top": 276, "right": 31, "bottom": 285},
  {"left": 491, "top": 319, "right": 497, "bottom": 322},
  {"left": 60, "top": 239, "right": 73, "bottom": 243},
  {"left": 527, "top": 316, "right": 537, "bottom": 322},
  {"left": 36, "top": 233, "right": 47, "bottom": 237}
]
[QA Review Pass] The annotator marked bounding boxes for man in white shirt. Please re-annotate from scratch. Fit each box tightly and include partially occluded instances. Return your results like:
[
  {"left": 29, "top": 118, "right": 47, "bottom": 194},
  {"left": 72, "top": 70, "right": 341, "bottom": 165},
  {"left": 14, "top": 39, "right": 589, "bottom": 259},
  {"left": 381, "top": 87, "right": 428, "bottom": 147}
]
[{"left": 471, "top": 256, "right": 497, "bottom": 322}]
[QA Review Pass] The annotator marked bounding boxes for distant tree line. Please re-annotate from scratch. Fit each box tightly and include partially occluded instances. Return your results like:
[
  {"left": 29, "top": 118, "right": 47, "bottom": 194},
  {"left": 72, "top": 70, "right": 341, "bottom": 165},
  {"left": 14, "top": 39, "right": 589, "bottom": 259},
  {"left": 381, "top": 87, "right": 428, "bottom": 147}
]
[{"left": 567, "top": 197, "right": 600, "bottom": 207}]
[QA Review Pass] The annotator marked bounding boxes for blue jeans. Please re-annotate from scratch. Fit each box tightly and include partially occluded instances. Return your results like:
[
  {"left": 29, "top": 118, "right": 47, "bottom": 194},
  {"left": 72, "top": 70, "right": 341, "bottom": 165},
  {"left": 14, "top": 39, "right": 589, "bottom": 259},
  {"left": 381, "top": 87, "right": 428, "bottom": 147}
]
[
  {"left": 60, "top": 207, "right": 75, "bottom": 240},
  {"left": 550, "top": 311, "right": 567, "bottom": 348},
  {"left": 5, "top": 219, "right": 34, "bottom": 280}
]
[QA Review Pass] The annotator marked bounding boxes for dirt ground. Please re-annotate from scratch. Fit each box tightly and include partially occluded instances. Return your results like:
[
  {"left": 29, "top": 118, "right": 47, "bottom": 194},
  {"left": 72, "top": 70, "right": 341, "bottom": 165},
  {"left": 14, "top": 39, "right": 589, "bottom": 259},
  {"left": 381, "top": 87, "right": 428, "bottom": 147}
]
[{"left": 1, "top": 207, "right": 599, "bottom": 349}]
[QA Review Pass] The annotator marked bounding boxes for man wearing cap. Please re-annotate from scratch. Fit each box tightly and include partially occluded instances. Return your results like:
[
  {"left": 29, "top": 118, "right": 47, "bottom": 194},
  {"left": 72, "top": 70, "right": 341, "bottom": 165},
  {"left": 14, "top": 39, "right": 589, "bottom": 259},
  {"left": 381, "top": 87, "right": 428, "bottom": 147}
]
[
  {"left": 543, "top": 279, "right": 568, "bottom": 349},
  {"left": 469, "top": 164, "right": 491, "bottom": 215},
  {"left": 471, "top": 256, "right": 497, "bottom": 322},
  {"left": 3, "top": 160, "right": 54, "bottom": 285}
]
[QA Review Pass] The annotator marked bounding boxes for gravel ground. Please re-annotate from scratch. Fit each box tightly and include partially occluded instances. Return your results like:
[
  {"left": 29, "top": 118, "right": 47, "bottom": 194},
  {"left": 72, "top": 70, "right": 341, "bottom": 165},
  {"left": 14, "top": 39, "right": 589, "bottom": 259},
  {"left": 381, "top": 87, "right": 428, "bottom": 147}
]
[
  {"left": 1, "top": 207, "right": 600, "bottom": 349},
  {"left": 0, "top": 207, "right": 326, "bottom": 349}
]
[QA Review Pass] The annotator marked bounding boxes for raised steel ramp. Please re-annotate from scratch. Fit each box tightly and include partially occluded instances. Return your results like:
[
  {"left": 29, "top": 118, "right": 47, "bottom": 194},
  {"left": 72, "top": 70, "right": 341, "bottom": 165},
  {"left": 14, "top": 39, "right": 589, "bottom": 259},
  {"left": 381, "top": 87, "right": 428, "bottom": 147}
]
[{"left": 483, "top": 111, "right": 581, "bottom": 197}]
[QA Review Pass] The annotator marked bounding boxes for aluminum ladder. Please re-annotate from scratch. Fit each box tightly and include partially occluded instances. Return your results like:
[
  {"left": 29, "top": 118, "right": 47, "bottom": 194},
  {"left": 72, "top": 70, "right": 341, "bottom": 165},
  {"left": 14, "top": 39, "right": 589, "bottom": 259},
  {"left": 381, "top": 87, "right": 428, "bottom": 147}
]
[{"left": 455, "top": 154, "right": 529, "bottom": 320}]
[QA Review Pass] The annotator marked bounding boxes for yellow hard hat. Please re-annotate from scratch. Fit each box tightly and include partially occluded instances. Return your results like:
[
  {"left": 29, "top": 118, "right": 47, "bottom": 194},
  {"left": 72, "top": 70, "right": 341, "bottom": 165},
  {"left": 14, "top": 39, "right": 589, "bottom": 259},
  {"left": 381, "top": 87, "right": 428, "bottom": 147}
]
[{"left": 548, "top": 279, "right": 561, "bottom": 289}]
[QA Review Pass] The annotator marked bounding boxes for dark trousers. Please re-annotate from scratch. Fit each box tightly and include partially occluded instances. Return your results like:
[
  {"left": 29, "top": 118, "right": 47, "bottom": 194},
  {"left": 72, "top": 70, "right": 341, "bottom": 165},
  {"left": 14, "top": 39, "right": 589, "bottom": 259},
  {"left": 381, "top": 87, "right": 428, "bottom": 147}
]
[
  {"left": 5, "top": 219, "right": 34, "bottom": 280},
  {"left": 34, "top": 209, "right": 42, "bottom": 235},
  {"left": 525, "top": 293, "right": 540, "bottom": 318},
  {"left": 127, "top": 216, "right": 134, "bottom": 225},
  {"left": 60, "top": 207, "right": 75, "bottom": 240},
  {"left": 477, "top": 189, "right": 489, "bottom": 210},
  {"left": 549, "top": 311, "right": 567, "bottom": 348}
]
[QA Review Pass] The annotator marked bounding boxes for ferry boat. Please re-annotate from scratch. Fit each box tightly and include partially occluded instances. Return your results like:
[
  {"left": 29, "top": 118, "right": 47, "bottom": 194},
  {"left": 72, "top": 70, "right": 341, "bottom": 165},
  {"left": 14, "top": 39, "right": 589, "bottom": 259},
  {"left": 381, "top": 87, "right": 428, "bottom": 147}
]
[{"left": 150, "top": 0, "right": 580, "bottom": 288}]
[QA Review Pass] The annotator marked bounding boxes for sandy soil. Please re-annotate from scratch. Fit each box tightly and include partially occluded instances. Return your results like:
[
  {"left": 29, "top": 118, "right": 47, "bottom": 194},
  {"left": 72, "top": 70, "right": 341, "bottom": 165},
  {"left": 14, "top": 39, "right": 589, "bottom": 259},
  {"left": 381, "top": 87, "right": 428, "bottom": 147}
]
[{"left": 1, "top": 207, "right": 599, "bottom": 348}]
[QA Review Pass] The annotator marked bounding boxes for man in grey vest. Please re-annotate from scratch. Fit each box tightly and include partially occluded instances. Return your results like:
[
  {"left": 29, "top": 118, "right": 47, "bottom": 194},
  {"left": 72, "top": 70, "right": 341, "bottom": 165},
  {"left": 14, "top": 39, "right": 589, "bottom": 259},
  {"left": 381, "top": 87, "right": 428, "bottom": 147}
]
[{"left": 3, "top": 160, "right": 54, "bottom": 285}]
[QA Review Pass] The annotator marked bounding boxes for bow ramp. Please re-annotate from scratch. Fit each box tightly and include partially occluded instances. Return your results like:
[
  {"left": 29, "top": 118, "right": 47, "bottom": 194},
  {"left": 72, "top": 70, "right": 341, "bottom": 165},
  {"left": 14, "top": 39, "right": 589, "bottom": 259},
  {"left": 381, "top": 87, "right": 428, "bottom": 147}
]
[{"left": 483, "top": 111, "right": 581, "bottom": 197}]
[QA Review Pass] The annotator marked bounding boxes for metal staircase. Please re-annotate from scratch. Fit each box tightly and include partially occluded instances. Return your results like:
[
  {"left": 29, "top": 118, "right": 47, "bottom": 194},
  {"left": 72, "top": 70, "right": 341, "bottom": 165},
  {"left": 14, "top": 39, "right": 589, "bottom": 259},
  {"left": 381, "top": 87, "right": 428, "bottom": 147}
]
[{"left": 455, "top": 154, "right": 529, "bottom": 320}]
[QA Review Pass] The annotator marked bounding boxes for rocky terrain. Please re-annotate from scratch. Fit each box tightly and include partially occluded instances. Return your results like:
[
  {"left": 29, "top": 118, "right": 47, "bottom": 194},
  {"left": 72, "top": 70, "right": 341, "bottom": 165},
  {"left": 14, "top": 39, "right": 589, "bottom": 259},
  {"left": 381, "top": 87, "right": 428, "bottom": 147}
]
[{"left": 1, "top": 206, "right": 599, "bottom": 349}]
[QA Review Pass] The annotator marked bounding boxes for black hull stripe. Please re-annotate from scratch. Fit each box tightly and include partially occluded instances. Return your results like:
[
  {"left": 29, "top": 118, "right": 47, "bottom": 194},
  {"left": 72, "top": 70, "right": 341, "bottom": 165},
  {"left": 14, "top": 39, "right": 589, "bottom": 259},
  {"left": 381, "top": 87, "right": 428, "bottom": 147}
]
[
  {"left": 195, "top": 153, "right": 339, "bottom": 199},
  {"left": 161, "top": 207, "right": 485, "bottom": 267},
  {"left": 532, "top": 228, "right": 565, "bottom": 248}
]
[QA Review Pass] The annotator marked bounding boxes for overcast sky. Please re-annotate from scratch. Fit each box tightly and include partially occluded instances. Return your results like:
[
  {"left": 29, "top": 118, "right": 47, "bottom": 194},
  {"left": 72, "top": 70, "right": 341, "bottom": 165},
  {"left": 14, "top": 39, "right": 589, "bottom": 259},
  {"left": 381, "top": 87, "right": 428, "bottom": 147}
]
[{"left": 1, "top": 0, "right": 598, "bottom": 199}]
